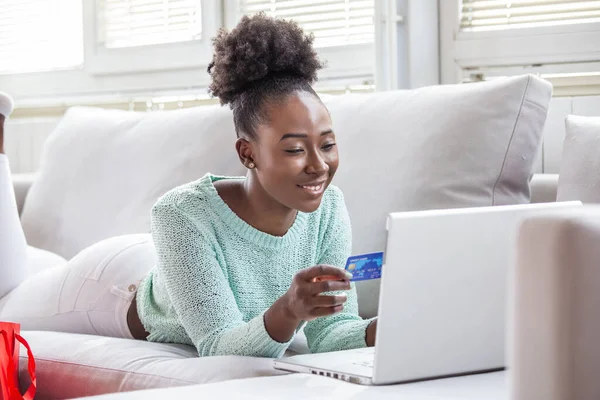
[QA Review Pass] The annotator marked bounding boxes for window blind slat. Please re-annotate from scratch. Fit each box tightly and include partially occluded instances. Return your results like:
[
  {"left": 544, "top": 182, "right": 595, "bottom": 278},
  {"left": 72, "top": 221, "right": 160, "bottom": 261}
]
[
  {"left": 0, "top": 0, "right": 83, "bottom": 75},
  {"left": 97, "top": 0, "right": 202, "bottom": 49},
  {"left": 461, "top": 0, "right": 600, "bottom": 30},
  {"left": 240, "top": 0, "right": 374, "bottom": 48}
]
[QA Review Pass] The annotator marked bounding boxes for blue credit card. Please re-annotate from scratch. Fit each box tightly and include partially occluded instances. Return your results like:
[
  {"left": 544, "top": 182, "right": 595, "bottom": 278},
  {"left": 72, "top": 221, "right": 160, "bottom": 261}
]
[{"left": 345, "top": 252, "right": 384, "bottom": 281}]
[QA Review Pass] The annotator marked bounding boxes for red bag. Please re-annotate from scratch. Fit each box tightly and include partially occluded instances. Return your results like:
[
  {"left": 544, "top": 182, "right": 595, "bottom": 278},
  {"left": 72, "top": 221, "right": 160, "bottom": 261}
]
[{"left": 0, "top": 322, "right": 36, "bottom": 400}]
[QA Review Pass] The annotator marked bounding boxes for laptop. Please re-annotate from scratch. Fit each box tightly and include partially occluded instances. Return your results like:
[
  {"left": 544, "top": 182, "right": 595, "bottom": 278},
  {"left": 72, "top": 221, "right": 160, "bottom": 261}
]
[{"left": 273, "top": 201, "right": 582, "bottom": 385}]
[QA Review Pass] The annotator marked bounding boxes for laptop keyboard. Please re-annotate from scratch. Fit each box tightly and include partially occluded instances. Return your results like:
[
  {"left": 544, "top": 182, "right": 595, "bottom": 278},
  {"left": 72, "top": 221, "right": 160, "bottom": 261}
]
[{"left": 352, "top": 359, "right": 374, "bottom": 368}]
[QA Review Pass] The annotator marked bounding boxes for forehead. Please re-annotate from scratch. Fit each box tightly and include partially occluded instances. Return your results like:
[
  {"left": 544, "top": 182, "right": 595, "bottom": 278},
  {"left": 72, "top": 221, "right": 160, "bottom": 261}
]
[{"left": 264, "top": 91, "right": 331, "bottom": 132}]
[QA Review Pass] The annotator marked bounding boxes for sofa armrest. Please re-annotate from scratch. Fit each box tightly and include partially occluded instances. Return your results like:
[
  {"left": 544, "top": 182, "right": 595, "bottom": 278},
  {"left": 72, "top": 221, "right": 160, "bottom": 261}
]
[
  {"left": 530, "top": 173, "right": 558, "bottom": 203},
  {"left": 510, "top": 206, "right": 600, "bottom": 400},
  {"left": 12, "top": 173, "right": 37, "bottom": 216}
]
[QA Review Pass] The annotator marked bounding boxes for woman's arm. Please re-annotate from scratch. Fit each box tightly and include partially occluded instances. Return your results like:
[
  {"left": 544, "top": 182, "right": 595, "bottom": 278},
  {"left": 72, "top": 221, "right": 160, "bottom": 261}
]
[
  {"left": 152, "top": 200, "right": 294, "bottom": 358},
  {"left": 151, "top": 199, "right": 354, "bottom": 357},
  {"left": 366, "top": 319, "right": 377, "bottom": 347},
  {"left": 303, "top": 187, "right": 377, "bottom": 353},
  {"left": 265, "top": 264, "right": 353, "bottom": 343}
]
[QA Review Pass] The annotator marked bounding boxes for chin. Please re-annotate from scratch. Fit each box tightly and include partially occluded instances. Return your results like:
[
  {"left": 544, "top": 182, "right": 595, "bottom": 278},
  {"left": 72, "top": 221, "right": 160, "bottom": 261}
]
[{"left": 295, "top": 197, "right": 324, "bottom": 213}]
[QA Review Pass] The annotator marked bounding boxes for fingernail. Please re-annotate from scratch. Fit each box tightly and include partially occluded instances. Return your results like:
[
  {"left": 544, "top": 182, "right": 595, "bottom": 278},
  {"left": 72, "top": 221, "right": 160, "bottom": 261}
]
[{"left": 345, "top": 271, "right": 353, "bottom": 279}]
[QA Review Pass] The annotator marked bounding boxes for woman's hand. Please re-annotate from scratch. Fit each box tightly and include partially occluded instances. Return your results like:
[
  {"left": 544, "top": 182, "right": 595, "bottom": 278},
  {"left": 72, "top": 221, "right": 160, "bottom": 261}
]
[
  {"left": 264, "top": 265, "right": 351, "bottom": 343},
  {"left": 366, "top": 318, "right": 377, "bottom": 347},
  {"left": 282, "top": 264, "right": 352, "bottom": 322}
]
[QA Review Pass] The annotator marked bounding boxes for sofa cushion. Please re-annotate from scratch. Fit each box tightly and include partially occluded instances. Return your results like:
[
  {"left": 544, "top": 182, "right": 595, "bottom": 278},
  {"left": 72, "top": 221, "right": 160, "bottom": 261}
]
[
  {"left": 66, "top": 371, "right": 508, "bottom": 400},
  {"left": 26, "top": 245, "right": 67, "bottom": 276},
  {"left": 530, "top": 174, "right": 559, "bottom": 204},
  {"left": 324, "top": 74, "right": 552, "bottom": 316},
  {"left": 557, "top": 115, "right": 600, "bottom": 203},
  {"left": 20, "top": 105, "right": 245, "bottom": 260},
  {"left": 19, "top": 330, "right": 294, "bottom": 399},
  {"left": 20, "top": 75, "right": 551, "bottom": 320}
]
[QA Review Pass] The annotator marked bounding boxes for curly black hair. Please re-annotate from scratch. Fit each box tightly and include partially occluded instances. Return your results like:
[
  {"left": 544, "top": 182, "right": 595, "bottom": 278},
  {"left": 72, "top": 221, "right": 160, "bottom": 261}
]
[{"left": 207, "top": 13, "right": 324, "bottom": 139}]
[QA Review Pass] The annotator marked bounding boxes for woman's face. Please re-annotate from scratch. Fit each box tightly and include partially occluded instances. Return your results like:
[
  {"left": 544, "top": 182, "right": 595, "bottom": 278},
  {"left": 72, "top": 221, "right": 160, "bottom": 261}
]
[{"left": 245, "top": 91, "right": 339, "bottom": 213}]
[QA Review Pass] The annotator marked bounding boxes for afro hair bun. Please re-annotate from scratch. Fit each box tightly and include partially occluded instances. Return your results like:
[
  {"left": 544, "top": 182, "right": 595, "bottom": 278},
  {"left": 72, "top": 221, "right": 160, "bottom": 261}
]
[{"left": 208, "top": 13, "right": 324, "bottom": 105}]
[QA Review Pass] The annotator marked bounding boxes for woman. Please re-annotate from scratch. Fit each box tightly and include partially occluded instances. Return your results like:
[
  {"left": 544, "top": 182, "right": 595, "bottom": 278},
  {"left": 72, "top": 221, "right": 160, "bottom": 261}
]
[{"left": 0, "top": 14, "right": 377, "bottom": 357}]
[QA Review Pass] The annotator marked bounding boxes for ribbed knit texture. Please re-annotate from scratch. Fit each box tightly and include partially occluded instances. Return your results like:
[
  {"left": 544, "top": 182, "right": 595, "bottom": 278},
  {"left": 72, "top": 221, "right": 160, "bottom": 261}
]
[{"left": 137, "top": 173, "right": 372, "bottom": 358}]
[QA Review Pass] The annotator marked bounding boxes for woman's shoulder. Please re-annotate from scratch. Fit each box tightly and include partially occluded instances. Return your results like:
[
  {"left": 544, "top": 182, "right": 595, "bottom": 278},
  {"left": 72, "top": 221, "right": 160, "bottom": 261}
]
[
  {"left": 321, "top": 183, "right": 346, "bottom": 210},
  {"left": 151, "top": 174, "right": 217, "bottom": 222},
  {"left": 310, "top": 184, "right": 348, "bottom": 229}
]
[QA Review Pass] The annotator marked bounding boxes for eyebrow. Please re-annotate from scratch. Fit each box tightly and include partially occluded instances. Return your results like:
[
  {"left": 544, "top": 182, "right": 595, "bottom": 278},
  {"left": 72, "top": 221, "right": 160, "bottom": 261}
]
[{"left": 279, "top": 130, "right": 333, "bottom": 142}]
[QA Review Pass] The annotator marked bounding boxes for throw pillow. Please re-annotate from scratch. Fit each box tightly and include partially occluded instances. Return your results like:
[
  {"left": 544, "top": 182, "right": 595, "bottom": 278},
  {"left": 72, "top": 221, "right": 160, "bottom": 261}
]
[
  {"left": 20, "top": 105, "right": 245, "bottom": 259},
  {"left": 325, "top": 74, "right": 552, "bottom": 316},
  {"left": 557, "top": 115, "right": 600, "bottom": 203}
]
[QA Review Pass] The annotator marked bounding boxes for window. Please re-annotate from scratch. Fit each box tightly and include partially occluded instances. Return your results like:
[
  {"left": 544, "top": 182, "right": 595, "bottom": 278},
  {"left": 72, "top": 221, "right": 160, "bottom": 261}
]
[
  {"left": 88, "top": 0, "right": 219, "bottom": 75},
  {"left": 233, "top": 0, "right": 376, "bottom": 84},
  {"left": 0, "top": 0, "right": 84, "bottom": 75},
  {"left": 97, "top": 0, "right": 203, "bottom": 49},
  {"left": 461, "top": 0, "right": 600, "bottom": 31},
  {"left": 440, "top": 0, "right": 600, "bottom": 93},
  {"left": 239, "top": 0, "right": 375, "bottom": 48},
  {"left": 0, "top": 0, "right": 375, "bottom": 101}
]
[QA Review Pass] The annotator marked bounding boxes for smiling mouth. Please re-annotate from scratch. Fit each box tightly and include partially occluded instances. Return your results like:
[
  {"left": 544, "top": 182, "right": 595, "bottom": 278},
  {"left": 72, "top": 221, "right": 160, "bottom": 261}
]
[{"left": 297, "top": 182, "right": 326, "bottom": 194}]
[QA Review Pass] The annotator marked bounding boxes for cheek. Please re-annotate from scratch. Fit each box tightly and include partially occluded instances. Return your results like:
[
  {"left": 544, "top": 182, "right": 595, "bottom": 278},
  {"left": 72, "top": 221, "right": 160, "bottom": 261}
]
[
  {"left": 259, "top": 153, "right": 303, "bottom": 184},
  {"left": 269, "top": 153, "right": 306, "bottom": 173},
  {"left": 325, "top": 149, "right": 340, "bottom": 171}
]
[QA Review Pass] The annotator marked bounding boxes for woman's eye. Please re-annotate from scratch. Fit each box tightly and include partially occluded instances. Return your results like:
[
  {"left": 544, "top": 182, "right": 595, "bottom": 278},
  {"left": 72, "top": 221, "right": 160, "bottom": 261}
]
[
  {"left": 285, "top": 148, "right": 304, "bottom": 154},
  {"left": 322, "top": 143, "right": 337, "bottom": 151}
]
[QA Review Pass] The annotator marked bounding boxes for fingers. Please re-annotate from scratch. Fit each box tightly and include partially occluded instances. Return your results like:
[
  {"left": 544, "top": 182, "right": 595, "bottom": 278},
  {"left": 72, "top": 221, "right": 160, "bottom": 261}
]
[
  {"left": 290, "top": 264, "right": 352, "bottom": 321},
  {"left": 297, "top": 264, "right": 350, "bottom": 282},
  {"left": 310, "top": 305, "right": 345, "bottom": 318},
  {"left": 310, "top": 279, "right": 351, "bottom": 295},
  {"left": 313, "top": 293, "right": 348, "bottom": 308}
]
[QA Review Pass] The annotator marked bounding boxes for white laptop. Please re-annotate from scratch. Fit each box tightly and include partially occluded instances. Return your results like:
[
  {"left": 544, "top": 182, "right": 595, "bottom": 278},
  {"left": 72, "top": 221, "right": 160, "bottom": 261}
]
[{"left": 273, "top": 201, "right": 582, "bottom": 385}]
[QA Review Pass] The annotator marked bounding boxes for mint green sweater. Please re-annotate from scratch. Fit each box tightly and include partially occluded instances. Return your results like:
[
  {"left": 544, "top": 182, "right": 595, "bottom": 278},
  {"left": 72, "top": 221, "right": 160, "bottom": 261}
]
[{"left": 136, "top": 174, "right": 371, "bottom": 358}]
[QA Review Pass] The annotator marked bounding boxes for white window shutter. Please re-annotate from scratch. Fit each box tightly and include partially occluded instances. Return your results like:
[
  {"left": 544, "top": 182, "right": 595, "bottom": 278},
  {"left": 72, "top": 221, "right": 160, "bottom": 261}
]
[
  {"left": 0, "top": 0, "right": 83, "bottom": 74},
  {"left": 461, "top": 0, "right": 600, "bottom": 31},
  {"left": 97, "top": 0, "right": 203, "bottom": 49},
  {"left": 239, "top": 0, "right": 375, "bottom": 48}
]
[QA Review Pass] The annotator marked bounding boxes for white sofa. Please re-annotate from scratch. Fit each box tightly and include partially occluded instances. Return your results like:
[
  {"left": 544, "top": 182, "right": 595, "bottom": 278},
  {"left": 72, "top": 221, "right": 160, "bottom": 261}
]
[{"left": 8, "top": 74, "right": 593, "bottom": 399}]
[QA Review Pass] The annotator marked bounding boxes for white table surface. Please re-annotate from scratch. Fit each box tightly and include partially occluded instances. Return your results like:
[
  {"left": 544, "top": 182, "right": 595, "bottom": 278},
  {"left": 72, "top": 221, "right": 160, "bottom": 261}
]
[{"left": 80, "top": 371, "right": 507, "bottom": 400}]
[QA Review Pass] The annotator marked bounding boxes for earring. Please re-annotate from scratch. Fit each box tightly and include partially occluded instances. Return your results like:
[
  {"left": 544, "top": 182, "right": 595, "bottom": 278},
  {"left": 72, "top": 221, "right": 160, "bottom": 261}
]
[{"left": 248, "top": 162, "right": 255, "bottom": 169}]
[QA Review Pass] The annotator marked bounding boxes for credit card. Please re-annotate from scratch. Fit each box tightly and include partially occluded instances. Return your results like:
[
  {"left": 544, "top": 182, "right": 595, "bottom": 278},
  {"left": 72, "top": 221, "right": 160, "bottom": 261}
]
[{"left": 344, "top": 252, "right": 384, "bottom": 281}]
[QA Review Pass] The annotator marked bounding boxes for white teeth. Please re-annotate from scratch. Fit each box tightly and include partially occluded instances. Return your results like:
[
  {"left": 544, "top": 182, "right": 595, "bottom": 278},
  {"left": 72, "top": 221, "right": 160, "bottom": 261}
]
[{"left": 301, "top": 184, "right": 322, "bottom": 191}]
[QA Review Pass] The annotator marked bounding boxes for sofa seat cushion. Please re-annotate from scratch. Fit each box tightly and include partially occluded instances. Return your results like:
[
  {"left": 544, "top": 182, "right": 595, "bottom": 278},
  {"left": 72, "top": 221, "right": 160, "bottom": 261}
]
[{"left": 19, "top": 330, "right": 295, "bottom": 399}]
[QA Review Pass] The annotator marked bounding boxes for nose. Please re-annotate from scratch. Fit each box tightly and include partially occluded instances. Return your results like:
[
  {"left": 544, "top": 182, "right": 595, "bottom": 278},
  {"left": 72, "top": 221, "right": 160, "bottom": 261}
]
[{"left": 305, "top": 149, "right": 329, "bottom": 175}]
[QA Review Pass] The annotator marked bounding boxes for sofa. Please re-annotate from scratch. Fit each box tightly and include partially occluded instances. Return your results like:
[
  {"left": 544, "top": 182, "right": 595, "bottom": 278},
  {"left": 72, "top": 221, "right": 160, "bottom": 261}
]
[{"left": 6, "top": 74, "right": 599, "bottom": 399}]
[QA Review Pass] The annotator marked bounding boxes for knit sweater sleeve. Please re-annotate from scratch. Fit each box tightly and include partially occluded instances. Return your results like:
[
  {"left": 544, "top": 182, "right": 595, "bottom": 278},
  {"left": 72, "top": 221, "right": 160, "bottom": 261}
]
[
  {"left": 150, "top": 199, "right": 292, "bottom": 358},
  {"left": 303, "top": 187, "right": 374, "bottom": 353}
]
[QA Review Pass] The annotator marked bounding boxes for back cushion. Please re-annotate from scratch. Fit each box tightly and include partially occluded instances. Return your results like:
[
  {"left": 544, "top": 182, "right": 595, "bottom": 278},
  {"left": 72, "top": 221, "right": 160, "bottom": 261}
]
[
  {"left": 325, "top": 74, "right": 552, "bottom": 316},
  {"left": 557, "top": 115, "right": 600, "bottom": 203},
  {"left": 20, "top": 105, "right": 245, "bottom": 259},
  {"left": 21, "top": 75, "right": 552, "bottom": 318}
]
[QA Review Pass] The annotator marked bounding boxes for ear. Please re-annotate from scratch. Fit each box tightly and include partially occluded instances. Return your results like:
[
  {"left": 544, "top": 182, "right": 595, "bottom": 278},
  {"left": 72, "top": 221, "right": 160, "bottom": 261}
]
[{"left": 235, "top": 138, "right": 256, "bottom": 169}]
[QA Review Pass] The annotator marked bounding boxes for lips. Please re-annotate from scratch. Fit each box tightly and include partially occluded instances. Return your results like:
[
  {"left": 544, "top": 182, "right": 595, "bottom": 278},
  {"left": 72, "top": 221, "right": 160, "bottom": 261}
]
[
  {"left": 299, "top": 183, "right": 323, "bottom": 192},
  {"left": 297, "top": 180, "right": 327, "bottom": 195}
]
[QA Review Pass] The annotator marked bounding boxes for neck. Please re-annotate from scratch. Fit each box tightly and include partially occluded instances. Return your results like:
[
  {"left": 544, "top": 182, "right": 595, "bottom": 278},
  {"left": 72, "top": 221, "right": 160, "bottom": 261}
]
[{"left": 242, "top": 172, "right": 297, "bottom": 237}]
